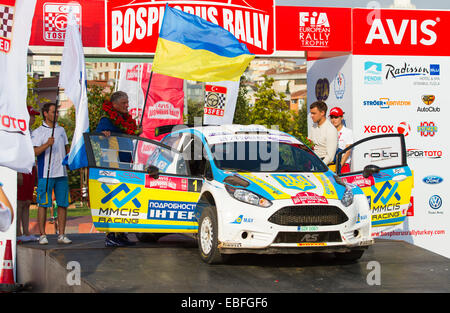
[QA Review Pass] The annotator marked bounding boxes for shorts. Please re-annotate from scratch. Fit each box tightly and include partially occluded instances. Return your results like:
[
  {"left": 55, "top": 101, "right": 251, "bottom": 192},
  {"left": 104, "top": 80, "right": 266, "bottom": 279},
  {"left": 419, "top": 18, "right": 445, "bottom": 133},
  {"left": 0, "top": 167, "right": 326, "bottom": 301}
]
[
  {"left": 36, "top": 177, "right": 69, "bottom": 208},
  {"left": 17, "top": 167, "right": 36, "bottom": 201}
]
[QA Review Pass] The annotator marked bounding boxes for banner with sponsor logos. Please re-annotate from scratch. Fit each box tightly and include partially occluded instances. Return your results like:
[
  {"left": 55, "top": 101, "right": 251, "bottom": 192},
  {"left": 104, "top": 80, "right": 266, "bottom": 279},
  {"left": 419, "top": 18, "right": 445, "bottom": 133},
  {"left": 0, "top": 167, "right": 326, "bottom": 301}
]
[
  {"left": 307, "top": 8, "right": 450, "bottom": 259},
  {"left": 117, "top": 62, "right": 145, "bottom": 120}
]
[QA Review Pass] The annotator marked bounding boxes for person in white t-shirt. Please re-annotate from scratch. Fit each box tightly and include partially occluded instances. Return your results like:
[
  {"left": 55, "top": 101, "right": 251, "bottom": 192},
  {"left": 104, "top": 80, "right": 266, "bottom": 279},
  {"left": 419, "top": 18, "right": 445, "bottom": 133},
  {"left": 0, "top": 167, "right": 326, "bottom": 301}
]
[
  {"left": 309, "top": 101, "right": 338, "bottom": 166},
  {"left": 31, "top": 103, "right": 72, "bottom": 245},
  {"left": 0, "top": 183, "right": 13, "bottom": 233},
  {"left": 329, "top": 107, "right": 353, "bottom": 173}
]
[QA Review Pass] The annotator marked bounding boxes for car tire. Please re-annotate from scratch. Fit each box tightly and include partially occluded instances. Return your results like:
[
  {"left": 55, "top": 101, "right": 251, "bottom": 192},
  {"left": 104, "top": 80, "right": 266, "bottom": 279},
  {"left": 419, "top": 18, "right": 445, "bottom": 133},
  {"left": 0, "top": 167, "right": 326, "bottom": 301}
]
[
  {"left": 198, "top": 205, "right": 229, "bottom": 264},
  {"left": 135, "top": 233, "right": 165, "bottom": 243},
  {"left": 334, "top": 249, "right": 365, "bottom": 261}
]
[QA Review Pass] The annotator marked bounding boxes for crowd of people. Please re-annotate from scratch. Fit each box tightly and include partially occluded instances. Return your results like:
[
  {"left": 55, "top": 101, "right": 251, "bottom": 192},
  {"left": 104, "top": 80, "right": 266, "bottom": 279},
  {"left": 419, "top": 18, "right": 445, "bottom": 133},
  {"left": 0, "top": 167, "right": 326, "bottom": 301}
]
[{"left": 1, "top": 90, "right": 352, "bottom": 247}]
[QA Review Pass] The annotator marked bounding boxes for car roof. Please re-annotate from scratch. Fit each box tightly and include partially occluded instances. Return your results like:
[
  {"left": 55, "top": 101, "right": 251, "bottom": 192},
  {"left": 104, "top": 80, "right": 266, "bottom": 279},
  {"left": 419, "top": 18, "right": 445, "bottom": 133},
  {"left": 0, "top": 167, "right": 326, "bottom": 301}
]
[{"left": 173, "top": 124, "right": 302, "bottom": 146}]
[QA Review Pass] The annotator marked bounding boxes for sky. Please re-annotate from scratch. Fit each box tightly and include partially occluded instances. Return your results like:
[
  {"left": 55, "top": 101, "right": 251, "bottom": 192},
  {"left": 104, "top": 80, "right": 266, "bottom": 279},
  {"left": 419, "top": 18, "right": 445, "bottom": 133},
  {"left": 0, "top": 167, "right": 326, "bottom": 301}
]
[{"left": 276, "top": 0, "right": 450, "bottom": 10}]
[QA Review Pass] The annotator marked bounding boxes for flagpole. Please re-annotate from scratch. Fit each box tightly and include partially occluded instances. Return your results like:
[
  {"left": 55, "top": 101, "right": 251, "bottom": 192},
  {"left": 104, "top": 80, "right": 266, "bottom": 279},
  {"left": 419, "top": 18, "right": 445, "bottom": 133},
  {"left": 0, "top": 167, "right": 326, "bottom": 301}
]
[
  {"left": 44, "top": 87, "right": 59, "bottom": 209},
  {"left": 139, "top": 70, "right": 153, "bottom": 130}
]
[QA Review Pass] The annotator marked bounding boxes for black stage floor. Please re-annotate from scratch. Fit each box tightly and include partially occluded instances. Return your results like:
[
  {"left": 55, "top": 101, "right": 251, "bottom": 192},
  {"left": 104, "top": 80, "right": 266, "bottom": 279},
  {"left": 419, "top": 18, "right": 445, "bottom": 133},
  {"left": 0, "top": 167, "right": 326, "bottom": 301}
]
[{"left": 16, "top": 233, "right": 450, "bottom": 293}]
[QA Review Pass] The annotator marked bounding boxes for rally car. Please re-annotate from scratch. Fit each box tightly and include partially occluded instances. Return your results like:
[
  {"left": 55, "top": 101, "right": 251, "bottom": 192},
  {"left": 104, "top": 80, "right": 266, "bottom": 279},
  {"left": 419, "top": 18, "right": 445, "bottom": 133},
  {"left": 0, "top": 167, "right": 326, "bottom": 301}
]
[{"left": 84, "top": 125, "right": 413, "bottom": 263}]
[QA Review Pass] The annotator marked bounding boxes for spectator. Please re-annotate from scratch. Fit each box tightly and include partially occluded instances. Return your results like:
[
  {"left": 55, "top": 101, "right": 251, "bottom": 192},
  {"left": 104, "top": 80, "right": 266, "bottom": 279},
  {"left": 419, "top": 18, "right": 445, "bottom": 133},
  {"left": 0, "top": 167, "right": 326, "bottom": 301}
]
[
  {"left": 16, "top": 106, "right": 40, "bottom": 242},
  {"left": 309, "top": 101, "right": 338, "bottom": 165},
  {"left": 329, "top": 107, "right": 353, "bottom": 174},
  {"left": 96, "top": 91, "right": 138, "bottom": 247},
  {"left": 31, "top": 102, "right": 71, "bottom": 245},
  {"left": 0, "top": 183, "right": 14, "bottom": 233}
]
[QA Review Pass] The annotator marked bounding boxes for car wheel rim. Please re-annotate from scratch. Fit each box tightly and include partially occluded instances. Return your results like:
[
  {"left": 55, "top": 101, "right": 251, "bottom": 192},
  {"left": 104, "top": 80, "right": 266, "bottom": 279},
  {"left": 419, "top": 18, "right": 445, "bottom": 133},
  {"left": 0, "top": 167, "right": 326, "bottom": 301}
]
[{"left": 200, "top": 216, "right": 213, "bottom": 255}]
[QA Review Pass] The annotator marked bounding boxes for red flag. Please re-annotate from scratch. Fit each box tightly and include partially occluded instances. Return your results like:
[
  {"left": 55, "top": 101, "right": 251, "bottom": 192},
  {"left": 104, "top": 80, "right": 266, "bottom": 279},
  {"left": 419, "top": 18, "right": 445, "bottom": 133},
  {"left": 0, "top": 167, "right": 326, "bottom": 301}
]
[{"left": 140, "top": 64, "right": 184, "bottom": 141}]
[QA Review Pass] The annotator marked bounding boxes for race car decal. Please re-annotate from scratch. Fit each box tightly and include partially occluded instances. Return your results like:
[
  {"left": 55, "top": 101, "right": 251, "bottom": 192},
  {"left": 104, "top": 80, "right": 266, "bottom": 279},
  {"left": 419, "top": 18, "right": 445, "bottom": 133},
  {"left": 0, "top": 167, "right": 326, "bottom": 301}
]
[
  {"left": 291, "top": 192, "right": 328, "bottom": 205},
  {"left": 89, "top": 168, "right": 200, "bottom": 233},
  {"left": 271, "top": 174, "right": 316, "bottom": 192},
  {"left": 238, "top": 173, "right": 291, "bottom": 200},
  {"left": 314, "top": 173, "right": 338, "bottom": 199}
]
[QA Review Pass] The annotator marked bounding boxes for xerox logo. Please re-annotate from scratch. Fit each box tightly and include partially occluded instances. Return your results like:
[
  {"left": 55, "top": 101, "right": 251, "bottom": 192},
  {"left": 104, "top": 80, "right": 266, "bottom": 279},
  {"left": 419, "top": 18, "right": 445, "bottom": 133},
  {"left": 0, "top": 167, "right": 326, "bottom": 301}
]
[
  {"left": 363, "top": 122, "right": 410, "bottom": 136},
  {"left": 417, "top": 121, "right": 438, "bottom": 137}
]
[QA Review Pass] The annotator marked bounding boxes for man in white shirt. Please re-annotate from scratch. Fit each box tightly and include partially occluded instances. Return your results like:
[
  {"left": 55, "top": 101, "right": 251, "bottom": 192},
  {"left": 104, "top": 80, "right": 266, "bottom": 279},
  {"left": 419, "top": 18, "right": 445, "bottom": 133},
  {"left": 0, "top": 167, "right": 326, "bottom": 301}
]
[
  {"left": 31, "top": 103, "right": 72, "bottom": 245},
  {"left": 329, "top": 107, "right": 353, "bottom": 173},
  {"left": 309, "top": 101, "right": 338, "bottom": 166}
]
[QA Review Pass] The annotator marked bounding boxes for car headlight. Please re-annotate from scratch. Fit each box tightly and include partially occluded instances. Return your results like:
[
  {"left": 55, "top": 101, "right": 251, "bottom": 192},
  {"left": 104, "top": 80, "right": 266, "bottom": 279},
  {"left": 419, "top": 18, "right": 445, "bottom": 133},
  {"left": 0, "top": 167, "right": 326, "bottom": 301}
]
[
  {"left": 341, "top": 185, "right": 354, "bottom": 207},
  {"left": 225, "top": 185, "right": 272, "bottom": 207}
]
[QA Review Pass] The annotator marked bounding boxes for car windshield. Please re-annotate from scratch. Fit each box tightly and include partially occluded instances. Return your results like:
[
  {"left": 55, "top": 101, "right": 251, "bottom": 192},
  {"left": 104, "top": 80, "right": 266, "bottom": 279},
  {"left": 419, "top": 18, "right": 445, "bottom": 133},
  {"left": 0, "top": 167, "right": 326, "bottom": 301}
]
[{"left": 211, "top": 141, "right": 328, "bottom": 172}]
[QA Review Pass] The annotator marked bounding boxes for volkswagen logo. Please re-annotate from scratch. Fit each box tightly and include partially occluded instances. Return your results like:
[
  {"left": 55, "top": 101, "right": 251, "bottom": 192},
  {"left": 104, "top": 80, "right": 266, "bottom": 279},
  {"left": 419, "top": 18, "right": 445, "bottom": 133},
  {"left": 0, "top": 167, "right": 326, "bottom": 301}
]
[{"left": 429, "top": 195, "right": 442, "bottom": 210}]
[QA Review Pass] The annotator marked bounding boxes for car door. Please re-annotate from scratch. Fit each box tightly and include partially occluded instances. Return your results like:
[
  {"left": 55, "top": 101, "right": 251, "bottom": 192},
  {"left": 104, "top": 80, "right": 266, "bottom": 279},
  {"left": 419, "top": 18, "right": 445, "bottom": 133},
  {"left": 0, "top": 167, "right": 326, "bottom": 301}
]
[
  {"left": 336, "top": 134, "right": 414, "bottom": 227},
  {"left": 84, "top": 133, "right": 202, "bottom": 234}
]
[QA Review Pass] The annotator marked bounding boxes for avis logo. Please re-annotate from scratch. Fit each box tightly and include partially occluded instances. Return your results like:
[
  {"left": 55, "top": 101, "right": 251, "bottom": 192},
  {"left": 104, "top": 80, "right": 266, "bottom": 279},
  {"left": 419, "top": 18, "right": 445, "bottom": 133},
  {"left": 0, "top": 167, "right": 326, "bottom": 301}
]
[
  {"left": 366, "top": 18, "right": 437, "bottom": 46},
  {"left": 101, "top": 183, "right": 141, "bottom": 208}
]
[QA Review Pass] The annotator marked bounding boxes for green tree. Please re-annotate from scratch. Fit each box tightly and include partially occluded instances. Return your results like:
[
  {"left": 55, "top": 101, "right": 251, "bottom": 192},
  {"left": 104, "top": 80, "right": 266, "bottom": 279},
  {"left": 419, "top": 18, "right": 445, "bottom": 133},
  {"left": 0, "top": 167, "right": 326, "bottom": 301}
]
[
  {"left": 184, "top": 98, "right": 204, "bottom": 125},
  {"left": 232, "top": 76, "right": 251, "bottom": 125}
]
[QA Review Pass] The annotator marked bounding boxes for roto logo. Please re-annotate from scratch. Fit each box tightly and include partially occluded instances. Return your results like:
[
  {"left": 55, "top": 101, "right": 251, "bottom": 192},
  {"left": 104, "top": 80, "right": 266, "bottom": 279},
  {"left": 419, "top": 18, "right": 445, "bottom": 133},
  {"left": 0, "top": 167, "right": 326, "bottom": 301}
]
[
  {"left": 299, "top": 11, "right": 330, "bottom": 47},
  {"left": 107, "top": 0, "right": 274, "bottom": 54},
  {"left": 365, "top": 18, "right": 438, "bottom": 46}
]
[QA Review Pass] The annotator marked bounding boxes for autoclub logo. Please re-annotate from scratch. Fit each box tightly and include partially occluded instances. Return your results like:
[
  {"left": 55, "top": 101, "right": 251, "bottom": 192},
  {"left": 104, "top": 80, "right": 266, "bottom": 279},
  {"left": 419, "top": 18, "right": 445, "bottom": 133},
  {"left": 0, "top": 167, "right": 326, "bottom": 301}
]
[
  {"left": 0, "top": 0, "right": 15, "bottom": 54},
  {"left": 417, "top": 121, "right": 438, "bottom": 137},
  {"left": 43, "top": 2, "right": 81, "bottom": 42},
  {"left": 364, "top": 61, "right": 383, "bottom": 85},
  {"left": 418, "top": 95, "right": 439, "bottom": 113},
  {"left": 299, "top": 11, "right": 330, "bottom": 48}
]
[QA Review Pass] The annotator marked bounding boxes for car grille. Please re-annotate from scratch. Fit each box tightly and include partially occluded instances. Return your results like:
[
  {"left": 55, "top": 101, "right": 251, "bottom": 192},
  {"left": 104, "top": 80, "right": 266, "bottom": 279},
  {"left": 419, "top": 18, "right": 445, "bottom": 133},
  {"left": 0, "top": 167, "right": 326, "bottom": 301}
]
[
  {"left": 273, "top": 231, "right": 342, "bottom": 244},
  {"left": 268, "top": 205, "right": 348, "bottom": 226}
]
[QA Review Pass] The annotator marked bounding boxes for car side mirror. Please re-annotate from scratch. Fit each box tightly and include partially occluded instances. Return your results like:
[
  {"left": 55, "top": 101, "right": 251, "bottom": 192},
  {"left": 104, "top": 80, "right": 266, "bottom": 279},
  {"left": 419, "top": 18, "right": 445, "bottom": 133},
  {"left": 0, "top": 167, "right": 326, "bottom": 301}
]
[
  {"left": 362, "top": 164, "right": 381, "bottom": 178},
  {"left": 147, "top": 165, "right": 160, "bottom": 179}
]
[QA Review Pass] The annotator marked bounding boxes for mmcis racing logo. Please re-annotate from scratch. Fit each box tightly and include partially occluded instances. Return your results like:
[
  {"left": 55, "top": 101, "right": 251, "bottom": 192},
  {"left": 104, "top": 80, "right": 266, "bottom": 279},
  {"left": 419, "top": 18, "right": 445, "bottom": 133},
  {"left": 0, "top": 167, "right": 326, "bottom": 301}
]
[
  {"left": 0, "top": 0, "right": 15, "bottom": 53},
  {"left": 101, "top": 183, "right": 141, "bottom": 208}
]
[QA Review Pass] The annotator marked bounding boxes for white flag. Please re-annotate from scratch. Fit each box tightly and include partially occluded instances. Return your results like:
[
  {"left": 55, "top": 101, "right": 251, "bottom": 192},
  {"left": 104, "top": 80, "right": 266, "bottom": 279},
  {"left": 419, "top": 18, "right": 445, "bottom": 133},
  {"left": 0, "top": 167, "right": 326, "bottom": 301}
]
[
  {"left": 203, "top": 81, "right": 239, "bottom": 125},
  {"left": 118, "top": 62, "right": 145, "bottom": 120},
  {"left": 59, "top": 11, "right": 89, "bottom": 170},
  {"left": 0, "top": 0, "right": 37, "bottom": 173}
]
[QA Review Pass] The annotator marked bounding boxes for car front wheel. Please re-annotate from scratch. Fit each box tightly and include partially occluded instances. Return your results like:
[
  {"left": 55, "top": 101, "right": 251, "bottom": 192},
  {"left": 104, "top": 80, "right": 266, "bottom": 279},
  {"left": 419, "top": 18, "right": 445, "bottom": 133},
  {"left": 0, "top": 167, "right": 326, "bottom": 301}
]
[{"left": 198, "top": 205, "right": 228, "bottom": 264}]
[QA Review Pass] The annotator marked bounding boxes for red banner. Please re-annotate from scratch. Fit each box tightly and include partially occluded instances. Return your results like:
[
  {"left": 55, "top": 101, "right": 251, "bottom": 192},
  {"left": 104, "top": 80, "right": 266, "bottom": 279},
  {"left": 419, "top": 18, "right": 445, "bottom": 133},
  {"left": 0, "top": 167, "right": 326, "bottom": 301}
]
[
  {"left": 276, "top": 6, "right": 352, "bottom": 52},
  {"left": 29, "top": 0, "right": 104, "bottom": 47},
  {"left": 353, "top": 8, "right": 450, "bottom": 56},
  {"left": 105, "top": 0, "right": 274, "bottom": 55},
  {"left": 140, "top": 64, "right": 184, "bottom": 141}
]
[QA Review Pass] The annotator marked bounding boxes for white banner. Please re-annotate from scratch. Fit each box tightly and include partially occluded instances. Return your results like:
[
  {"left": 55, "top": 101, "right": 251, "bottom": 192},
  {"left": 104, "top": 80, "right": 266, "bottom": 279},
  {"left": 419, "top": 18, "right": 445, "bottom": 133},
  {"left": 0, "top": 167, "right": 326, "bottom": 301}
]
[
  {"left": 203, "top": 81, "right": 239, "bottom": 125},
  {"left": 117, "top": 63, "right": 145, "bottom": 120},
  {"left": 0, "top": 0, "right": 37, "bottom": 173}
]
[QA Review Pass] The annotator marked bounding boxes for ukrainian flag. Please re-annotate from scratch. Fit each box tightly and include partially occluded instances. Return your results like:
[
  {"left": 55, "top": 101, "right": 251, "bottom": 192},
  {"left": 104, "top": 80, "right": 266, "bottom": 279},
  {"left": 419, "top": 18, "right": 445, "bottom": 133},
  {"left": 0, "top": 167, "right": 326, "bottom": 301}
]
[{"left": 152, "top": 5, "right": 255, "bottom": 82}]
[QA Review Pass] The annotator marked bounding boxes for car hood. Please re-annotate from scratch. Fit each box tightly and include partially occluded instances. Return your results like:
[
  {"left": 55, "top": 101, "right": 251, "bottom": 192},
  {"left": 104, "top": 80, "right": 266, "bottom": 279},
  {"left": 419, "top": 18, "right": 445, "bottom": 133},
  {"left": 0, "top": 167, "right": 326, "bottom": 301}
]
[{"left": 229, "top": 172, "right": 347, "bottom": 202}]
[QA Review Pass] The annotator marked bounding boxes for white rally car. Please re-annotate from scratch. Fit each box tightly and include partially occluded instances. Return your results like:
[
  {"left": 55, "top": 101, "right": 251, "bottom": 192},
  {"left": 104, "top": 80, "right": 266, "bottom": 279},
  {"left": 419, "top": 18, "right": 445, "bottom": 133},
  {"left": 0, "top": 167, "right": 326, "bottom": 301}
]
[{"left": 85, "top": 124, "right": 413, "bottom": 263}]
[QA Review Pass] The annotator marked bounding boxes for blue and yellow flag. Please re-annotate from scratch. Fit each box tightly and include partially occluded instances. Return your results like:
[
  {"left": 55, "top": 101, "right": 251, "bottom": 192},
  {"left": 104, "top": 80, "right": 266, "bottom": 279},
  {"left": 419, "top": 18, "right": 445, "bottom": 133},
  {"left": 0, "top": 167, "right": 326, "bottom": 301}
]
[{"left": 152, "top": 5, "right": 255, "bottom": 82}]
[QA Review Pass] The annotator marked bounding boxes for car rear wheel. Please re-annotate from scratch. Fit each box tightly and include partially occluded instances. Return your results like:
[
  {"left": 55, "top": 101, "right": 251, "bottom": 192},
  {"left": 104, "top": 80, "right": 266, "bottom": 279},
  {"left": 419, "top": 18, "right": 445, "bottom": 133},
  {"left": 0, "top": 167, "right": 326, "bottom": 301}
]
[
  {"left": 198, "top": 205, "right": 228, "bottom": 264},
  {"left": 334, "top": 249, "right": 365, "bottom": 261}
]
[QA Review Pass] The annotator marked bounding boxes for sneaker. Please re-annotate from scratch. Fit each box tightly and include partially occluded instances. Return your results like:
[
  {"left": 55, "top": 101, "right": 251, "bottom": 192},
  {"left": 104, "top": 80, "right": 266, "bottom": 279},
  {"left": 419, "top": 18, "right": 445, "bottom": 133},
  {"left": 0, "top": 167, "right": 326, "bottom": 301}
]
[
  {"left": 57, "top": 234, "right": 72, "bottom": 244},
  {"left": 105, "top": 233, "right": 126, "bottom": 247},
  {"left": 117, "top": 233, "right": 136, "bottom": 246},
  {"left": 39, "top": 235, "right": 48, "bottom": 245}
]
